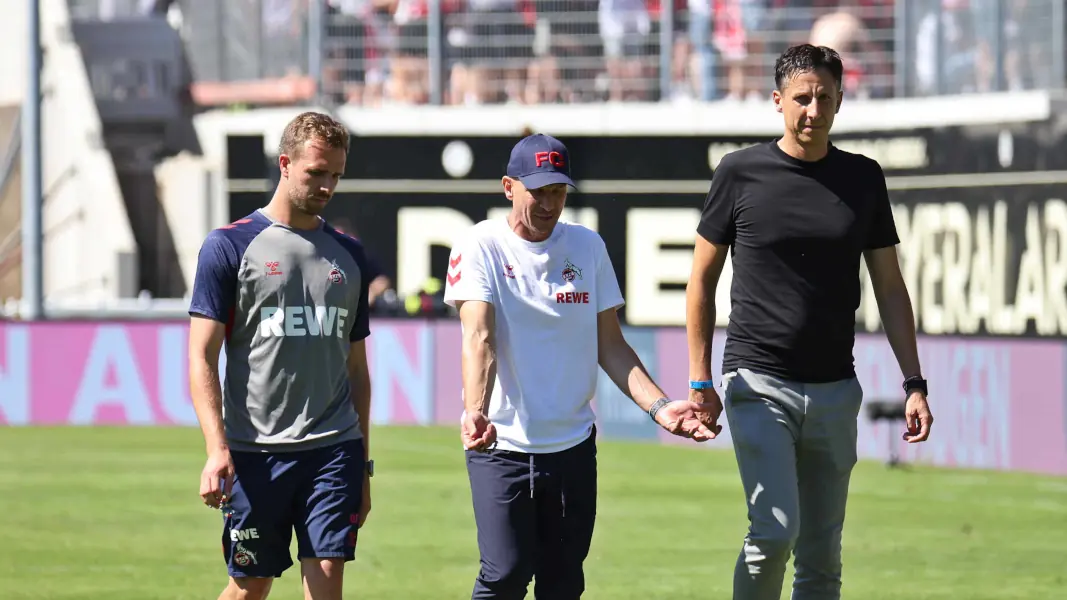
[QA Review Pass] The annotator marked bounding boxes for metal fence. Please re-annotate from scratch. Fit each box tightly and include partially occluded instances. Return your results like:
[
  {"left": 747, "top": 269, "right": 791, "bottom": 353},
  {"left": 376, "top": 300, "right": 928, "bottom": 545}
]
[{"left": 69, "top": 1, "right": 1067, "bottom": 105}]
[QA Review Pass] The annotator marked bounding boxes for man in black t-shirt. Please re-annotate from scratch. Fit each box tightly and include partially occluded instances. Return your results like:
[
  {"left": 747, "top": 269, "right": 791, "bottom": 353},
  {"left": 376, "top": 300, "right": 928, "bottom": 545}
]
[{"left": 685, "top": 45, "right": 934, "bottom": 600}]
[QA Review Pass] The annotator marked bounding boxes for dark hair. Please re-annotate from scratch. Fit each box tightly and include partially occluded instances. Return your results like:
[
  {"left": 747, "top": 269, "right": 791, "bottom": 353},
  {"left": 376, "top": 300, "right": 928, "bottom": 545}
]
[
  {"left": 774, "top": 44, "right": 844, "bottom": 91},
  {"left": 278, "top": 111, "right": 350, "bottom": 158}
]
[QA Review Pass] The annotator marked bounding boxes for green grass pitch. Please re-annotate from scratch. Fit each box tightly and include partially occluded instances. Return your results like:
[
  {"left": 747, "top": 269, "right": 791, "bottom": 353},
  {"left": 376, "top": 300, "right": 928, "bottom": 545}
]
[{"left": 0, "top": 425, "right": 1064, "bottom": 599}]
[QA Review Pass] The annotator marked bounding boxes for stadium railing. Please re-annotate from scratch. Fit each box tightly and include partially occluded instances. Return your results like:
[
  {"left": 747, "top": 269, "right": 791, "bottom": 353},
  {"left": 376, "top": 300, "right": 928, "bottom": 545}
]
[{"left": 68, "top": 0, "right": 1067, "bottom": 108}]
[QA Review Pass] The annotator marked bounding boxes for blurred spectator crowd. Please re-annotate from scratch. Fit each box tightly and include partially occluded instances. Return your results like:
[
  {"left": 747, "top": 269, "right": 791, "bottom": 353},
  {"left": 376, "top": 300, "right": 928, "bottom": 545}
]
[
  {"left": 322, "top": 0, "right": 902, "bottom": 105},
  {"left": 72, "top": 0, "right": 1063, "bottom": 107}
]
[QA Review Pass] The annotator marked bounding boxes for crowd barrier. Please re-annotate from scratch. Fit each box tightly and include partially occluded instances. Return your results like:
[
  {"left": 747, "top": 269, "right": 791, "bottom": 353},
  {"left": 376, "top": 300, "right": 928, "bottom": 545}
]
[{"left": 1, "top": 319, "right": 1064, "bottom": 476}]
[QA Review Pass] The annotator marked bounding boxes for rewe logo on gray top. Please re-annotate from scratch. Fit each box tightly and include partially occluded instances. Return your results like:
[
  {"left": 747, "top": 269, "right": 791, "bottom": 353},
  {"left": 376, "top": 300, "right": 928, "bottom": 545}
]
[{"left": 258, "top": 305, "right": 351, "bottom": 338}]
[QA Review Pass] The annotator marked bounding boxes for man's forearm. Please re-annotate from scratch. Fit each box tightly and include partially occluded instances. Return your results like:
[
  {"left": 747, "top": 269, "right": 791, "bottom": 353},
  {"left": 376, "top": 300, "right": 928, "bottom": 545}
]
[
  {"left": 876, "top": 286, "right": 923, "bottom": 378},
  {"left": 599, "top": 343, "right": 666, "bottom": 413},
  {"left": 686, "top": 277, "right": 716, "bottom": 381},
  {"left": 190, "top": 359, "right": 227, "bottom": 453},
  {"left": 461, "top": 329, "right": 496, "bottom": 415}
]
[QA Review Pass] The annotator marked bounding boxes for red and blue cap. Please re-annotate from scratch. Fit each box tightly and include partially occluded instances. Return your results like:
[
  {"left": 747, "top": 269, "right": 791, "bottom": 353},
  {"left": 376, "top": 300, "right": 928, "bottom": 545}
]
[{"left": 506, "top": 133, "right": 576, "bottom": 190}]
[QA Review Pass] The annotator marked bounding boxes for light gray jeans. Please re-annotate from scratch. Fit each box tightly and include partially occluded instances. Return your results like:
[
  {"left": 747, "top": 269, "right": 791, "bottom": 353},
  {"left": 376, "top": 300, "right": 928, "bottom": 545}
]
[{"left": 722, "top": 367, "right": 864, "bottom": 600}]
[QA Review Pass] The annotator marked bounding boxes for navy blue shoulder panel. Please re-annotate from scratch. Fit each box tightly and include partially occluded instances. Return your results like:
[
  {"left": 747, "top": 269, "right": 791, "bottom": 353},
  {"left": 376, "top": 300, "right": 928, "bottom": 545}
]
[{"left": 188, "top": 211, "right": 271, "bottom": 325}]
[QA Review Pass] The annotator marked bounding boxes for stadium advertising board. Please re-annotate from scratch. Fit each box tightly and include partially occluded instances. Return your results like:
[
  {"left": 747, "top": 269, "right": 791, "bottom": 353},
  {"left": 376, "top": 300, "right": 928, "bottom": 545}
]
[
  {"left": 2, "top": 320, "right": 1066, "bottom": 476},
  {"left": 227, "top": 122, "right": 1067, "bottom": 338}
]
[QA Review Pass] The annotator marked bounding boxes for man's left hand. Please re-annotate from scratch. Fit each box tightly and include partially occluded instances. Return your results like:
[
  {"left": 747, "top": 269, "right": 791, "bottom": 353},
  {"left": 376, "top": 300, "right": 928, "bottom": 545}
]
[
  {"left": 655, "top": 400, "right": 719, "bottom": 442},
  {"left": 903, "top": 392, "right": 933, "bottom": 443}
]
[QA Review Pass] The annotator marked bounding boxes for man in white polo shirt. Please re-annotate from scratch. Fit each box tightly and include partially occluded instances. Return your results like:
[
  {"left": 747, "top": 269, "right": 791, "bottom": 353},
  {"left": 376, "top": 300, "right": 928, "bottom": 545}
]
[{"left": 443, "top": 133, "right": 717, "bottom": 599}]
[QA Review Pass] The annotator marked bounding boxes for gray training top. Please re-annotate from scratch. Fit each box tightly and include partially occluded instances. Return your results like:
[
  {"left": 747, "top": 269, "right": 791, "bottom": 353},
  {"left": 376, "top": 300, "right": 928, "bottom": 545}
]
[{"left": 188, "top": 209, "right": 375, "bottom": 452}]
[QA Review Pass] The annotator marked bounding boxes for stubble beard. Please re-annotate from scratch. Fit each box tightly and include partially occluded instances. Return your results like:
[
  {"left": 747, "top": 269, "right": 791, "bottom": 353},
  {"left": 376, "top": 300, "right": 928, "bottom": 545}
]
[{"left": 289, "top": 187, "right": 324, "bottom": 216}]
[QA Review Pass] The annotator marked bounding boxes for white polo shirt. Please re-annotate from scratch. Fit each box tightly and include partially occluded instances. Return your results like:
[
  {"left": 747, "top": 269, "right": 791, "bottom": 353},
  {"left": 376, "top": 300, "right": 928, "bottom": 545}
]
[{"left": 443, "top": 217, "right": 625, "bottom": 453}]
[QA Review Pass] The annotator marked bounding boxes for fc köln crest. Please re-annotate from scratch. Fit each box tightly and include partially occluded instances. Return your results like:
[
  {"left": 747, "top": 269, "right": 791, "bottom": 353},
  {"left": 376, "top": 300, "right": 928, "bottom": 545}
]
[
  {"left": 561, "top": 258, "right": 583, "bottom": 282},
  {"left": 233, "top": 543, "right": 258, "bottom": 567},
  {"left": 327, "top": 263, "right": 347, "bottom": 284}
]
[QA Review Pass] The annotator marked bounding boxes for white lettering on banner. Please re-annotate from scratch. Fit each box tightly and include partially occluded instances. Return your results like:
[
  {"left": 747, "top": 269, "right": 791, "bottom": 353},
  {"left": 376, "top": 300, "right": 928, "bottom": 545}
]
[
  {"left": 0, "top": 326, "right": 30, "bottom": 425},
  {"left": 1043, "top": 200, "right": 1067, "bottom": 332},
  {"left": 858, "top": 199, "right": 1067, "bottom": 336},
  {"left": 258, "top": 306, "right": 348, "bottom": 338},
  {"left": 394, "top": 199, "right": 1067, "bottom": 335},
  {"left": 70, "top": 326, "right": 154, "bottom": 425},
  {"left": 626, "top": 207, "right": 731, "bottom": 327},
  {"left": 159, "top": 325, "right": 198, "bottom": 425},
  {"left": 915, "top": 345, "right": 1011, "bottom": 469},
  {"left": 856, "top": 341, "right": 1010, "bottom": 470},
  {"left": 397, "top": 207, "right": 475, "bottom": 296},
  {"left": 369, "top": 326, "right": 433, "bottom": 425},
  {"left": 832, "top": 137, "right": 929, "bottom": 170},
  {"left": 708, "top": 143, "right": 756, "bottom": 170}
]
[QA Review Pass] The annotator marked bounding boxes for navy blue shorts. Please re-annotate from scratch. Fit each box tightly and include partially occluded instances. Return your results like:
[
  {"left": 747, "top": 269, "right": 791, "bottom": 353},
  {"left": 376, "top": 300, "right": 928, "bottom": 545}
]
[{"left": 221, "top": 439, "right": 365, "bottom": 579}]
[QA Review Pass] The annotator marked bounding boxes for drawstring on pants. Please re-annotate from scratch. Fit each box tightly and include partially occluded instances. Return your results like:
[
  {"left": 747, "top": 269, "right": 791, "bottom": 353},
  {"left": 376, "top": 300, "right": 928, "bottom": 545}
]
[{"left": 560, "top": 461, "right": 567, "bottom": 517}]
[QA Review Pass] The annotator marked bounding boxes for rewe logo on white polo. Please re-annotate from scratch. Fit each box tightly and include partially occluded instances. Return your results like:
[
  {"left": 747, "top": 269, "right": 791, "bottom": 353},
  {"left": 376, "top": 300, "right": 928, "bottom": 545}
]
[
  {"left": 230, "top": 528, "right": 260, "bottom": 542},
  {"left": 259, "top": 306, "right": 349, "bottom": 338}
]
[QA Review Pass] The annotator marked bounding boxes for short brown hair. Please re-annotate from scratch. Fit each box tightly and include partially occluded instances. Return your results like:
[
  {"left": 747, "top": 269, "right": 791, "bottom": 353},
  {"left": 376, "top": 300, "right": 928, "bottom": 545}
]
[{"left": 278, "top": 111, "right": 350, "bottom": 158}]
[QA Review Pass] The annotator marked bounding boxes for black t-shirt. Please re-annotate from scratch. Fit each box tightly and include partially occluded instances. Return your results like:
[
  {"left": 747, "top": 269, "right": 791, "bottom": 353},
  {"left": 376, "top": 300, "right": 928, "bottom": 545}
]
[{"left": 698, "top": 141, "right": 900, "bottom": 383}]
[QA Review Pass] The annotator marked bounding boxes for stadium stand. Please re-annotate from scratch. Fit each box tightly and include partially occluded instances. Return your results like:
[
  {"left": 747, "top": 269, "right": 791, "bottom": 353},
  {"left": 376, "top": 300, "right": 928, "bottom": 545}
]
[
  {"left": 0, "top": 106, "right": 20, "bottom": 303},
  {"left": 67, "top": 0, "right": 1066, "bottom": 108}
]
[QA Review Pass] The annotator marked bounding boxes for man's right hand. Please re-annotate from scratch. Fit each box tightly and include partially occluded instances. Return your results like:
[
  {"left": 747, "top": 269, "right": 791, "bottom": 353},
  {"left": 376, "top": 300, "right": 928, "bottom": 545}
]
[
  {"left": 462, "top": 411, "right": 497, "bottom": 452},
  {"left": 688, "top": 387, "right": 724, "bottom": 434},
  {"left": 200, "top": 447, "right": 235, "bottom": 509}
]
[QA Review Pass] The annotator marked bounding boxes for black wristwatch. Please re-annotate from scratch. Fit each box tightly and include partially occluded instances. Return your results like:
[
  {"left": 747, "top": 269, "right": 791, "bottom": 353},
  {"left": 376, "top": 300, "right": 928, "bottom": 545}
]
[
  {"left": 902, "top": 375, "right": 928, "bottom": 397},
  {"left": 365, "top": 459, "right": 374, "bottom": 478}
]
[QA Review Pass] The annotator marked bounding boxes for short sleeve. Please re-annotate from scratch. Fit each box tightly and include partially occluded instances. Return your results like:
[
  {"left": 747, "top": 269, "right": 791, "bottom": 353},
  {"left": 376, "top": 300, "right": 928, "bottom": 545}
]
[
  {"left": 188, "top": 230, "right": 240, "bottom": 323},
  {"left": 443, "top": 233, "right": 494, "bottom": 308},
  {"left": 865, "top": 160, "right": 900, "bottom": 250},
  {"left": 347, "top": 242, "right": 373, "bottom": 342},
  {"left": 594, "top": 234, "right": 625, "bottom": 313},
  {"left": 696, "top": 156, "right": 738, "bottom": 245},
  {"left": 363, "top": 249, "right": 385, "bottom": 282}
]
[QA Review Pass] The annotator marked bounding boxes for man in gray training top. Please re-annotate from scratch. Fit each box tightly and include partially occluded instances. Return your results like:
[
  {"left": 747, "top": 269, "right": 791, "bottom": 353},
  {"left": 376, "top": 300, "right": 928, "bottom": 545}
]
[{"left": 188, "top": 111, "right": 377, "bottom": 600}]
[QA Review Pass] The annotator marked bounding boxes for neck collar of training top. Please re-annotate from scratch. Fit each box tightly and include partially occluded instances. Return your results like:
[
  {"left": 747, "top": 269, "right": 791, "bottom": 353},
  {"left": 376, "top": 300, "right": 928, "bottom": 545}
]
[
  {"left": 258, "top": 207, "right": 326, "bottom": 232},
  {"left": 771, "top": 139, "right": 836, "bottom": 167}
]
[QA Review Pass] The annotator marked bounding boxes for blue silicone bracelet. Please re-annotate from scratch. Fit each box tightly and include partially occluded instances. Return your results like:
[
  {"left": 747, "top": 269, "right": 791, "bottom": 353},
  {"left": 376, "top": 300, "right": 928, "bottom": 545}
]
[{"left": 690, "top": 380, "right": 715, "bottom": 389}]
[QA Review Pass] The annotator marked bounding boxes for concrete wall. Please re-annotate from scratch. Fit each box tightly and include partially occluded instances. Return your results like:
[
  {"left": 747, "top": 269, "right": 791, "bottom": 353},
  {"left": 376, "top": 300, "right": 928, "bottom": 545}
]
[
  {"left": 40, "top": 0, "right": 137, "bottom": 303},
  {"left": 0, "top": 0, "right": 137, "bottom": 310},
  {"left": 0, "top": 3, "right": 28, "bottom": 107},
  {"left": 0, "top": 107, "right": 22, "bottom": 303}
]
